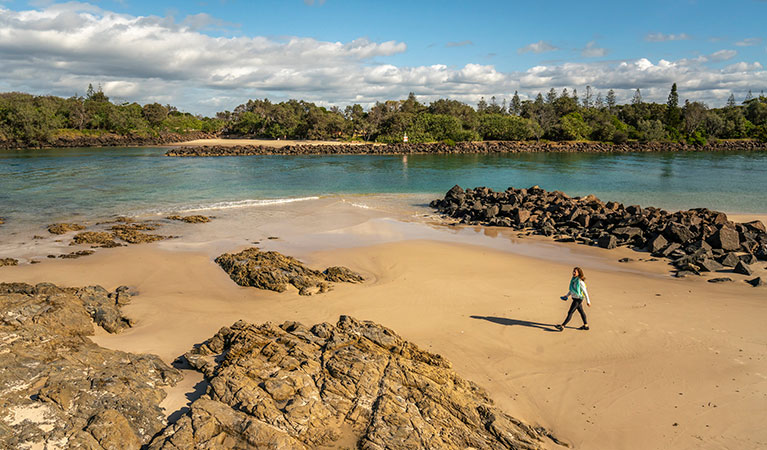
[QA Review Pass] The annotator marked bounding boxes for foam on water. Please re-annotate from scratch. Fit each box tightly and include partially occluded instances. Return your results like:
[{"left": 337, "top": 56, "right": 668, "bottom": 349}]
[{"left": 172, "top": 196, "right": 321, "bottom": 213}]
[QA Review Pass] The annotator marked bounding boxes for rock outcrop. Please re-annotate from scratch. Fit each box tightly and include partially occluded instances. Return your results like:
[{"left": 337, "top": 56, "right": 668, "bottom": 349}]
[
  {"left": 431, "top": 185, "right": 767, "bottom": 280},
  {"left": 72, "top": 231, "right": 123, "bottom": 248},
  {"left": 166, "top": 140, "right": 767, "bottom": 157},
  {"left": 166, "top": 215, "right": 212, "bottom": 223},
  {"left": 149, "top": 316, "right": 563, "bottom": 449},
  {"left": 47, "top": 223, "right": 86, "bottom": 234},
  {"left": 0, "top": 282, "right": 181, "bottom": 449},
  {"left": 215, "top": 247, "right": 364, "bottom": 295}
]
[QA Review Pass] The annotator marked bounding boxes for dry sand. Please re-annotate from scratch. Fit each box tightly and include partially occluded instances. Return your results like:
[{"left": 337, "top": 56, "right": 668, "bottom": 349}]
[
  {"left": 1, "top": 203, "right": 765, "bottom": 450},
  {"left": 168, "top": 138, "right": 373, "bottom": 148}
]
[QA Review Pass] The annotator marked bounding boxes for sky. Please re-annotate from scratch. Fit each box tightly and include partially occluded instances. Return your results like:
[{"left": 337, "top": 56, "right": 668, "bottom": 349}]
[{"left": 0, "top": 0, "right": 765, "bottom": 115}]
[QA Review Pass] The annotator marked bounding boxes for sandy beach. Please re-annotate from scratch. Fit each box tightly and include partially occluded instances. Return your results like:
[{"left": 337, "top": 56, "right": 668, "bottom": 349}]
[
  {"left": 167, "top": 138, "right": 374, "bottom": 148},
  {"left": 1, "top": 197, "right": 765, "bottom": 449}
]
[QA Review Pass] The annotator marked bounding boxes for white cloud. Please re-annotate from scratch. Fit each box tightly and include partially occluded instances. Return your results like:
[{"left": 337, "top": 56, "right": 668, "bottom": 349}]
[
  {"left": 446, "top": 40, "right": 473, "bottom": 48},
  {"left": 0, "top": 4, "right": 764, "bottom": 114},
  {"left": 581, "top": 41, "right": 608, "bottom": 58},
  {"left": 708, "top": 49, "right": 737, "bottom": 62},
  {"left": 517, "top": 40, "right": 558, "bottom": 54},
  {"left": 735, "top": 37, "right": 762, "bottom": 47},
  {"left": 645, "top": 32, "right": 691, "bottom": 42}
]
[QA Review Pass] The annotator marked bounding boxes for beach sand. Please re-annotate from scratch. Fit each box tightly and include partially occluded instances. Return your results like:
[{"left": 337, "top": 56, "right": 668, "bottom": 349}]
[
  {"left": 1, "top": 199, "right": 765, "bottom": 450},
  {"left": 168, "top": 138, "right": 374, "bottom": 147}
]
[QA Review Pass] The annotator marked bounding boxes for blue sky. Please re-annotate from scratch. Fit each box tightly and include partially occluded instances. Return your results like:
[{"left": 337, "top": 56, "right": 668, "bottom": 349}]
[{"left": 0, "top": 0, "right": 765, "bottom": 114}]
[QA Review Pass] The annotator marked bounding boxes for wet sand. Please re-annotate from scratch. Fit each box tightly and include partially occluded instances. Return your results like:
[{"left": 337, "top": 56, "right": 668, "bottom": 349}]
[{"left": 1, "top": 199, "right": 765, "bottom": 450}]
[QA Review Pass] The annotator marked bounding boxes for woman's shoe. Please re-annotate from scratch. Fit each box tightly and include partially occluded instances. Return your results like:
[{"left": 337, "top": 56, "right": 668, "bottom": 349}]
[
  {"left": 555, "top": 324, "right": 564, "bottom": 331},
  {"left": 578, "top": 325, "right": 590, "bottom": 330}
]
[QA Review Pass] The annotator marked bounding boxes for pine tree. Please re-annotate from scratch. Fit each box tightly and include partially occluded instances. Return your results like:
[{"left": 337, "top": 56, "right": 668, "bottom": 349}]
[
  {"left": 546, "top": 88, "right": 557, "bottom": 104},
  {"left": 726, "top": 93, "right": 736, "bottom": 108},
  {"left": 477, "top": 97, "right": 488, "bottom": 113},
  {"left": 583, "top": 86, "right": 593, "bottom": 108},
  {"left": 632, "top": 89, "right": 643, "bottom": 105},
  {"left": 572, "top": 88, "right": 579, "bottom": 106},
  {"left": 511, "top": 91, "right": 521, "bottom": 116},
  {"left": 666, "top": 83, "right": 681, "bottom": 129},
  {"left": 595, "top": 92, "right": 604, "bottom": 108},
  {"left": 606, "top": 89, "right": 617, "bottom": 110}
]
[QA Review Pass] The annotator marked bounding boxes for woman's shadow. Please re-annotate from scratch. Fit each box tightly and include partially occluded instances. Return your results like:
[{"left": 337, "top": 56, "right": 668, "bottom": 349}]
[{"left": 470, "top": 315, "right": 560, "bottom": 332}]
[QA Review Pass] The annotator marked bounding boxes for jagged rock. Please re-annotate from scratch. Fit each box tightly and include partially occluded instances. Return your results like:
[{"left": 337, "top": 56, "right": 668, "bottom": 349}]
[
  {"left": 649, "top": 234, "right": 669, "bottom": 254},
  {"left": 0, "top": 282, "right": 181, "bottom": 449},
  {"left": 149, "top": 316, "right": 559, "bottom": 450},
  {"left": 215, "top": 247, "right": 364, "bottom": 295},
  {"left": 698, "top": 258, "right": 725, "bottom": 272},
  {"left": 322, "top": 266, "right": 365, "bottom": 283},
  {"left": 708, "top": 226, "right": 740, "bottom": 251},
  {"left": 746, "top": 277, "right": 766, "bottom": 287},
  {"left": 0, "top": 258, "right": 19, "bottom": 266},
  {"left": 708, "top": 277, "right": 733, "bottom": 283},
  {"left": 47, "top": 223, "right": 86, "bottom": 234},
  {"left": 739, "top": 254, "right": 758, "bottom": 265},
  {"left": 598, "top": 234, "right": 617, "bottom": 249},
  {"left": 58, "top": 249, "right": 95, "bottom": 259},
  {"left": 110, "top": 223, "right": 169, "bottom": 244},
  {"left": 166, "top": 214, "right": 212, "bottom": 223},
  {"left": 72, "top": 231, "right": 122, "bottom": 248},
  {"left": 733, "top": 261, "right": 753, "bottom": 276},
  {"left": 718, "top": 252, "right": 741, "bottom": 268}
]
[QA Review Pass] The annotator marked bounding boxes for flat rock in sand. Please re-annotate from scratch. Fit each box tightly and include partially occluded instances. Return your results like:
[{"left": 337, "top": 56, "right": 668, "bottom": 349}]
[{"left": 215, "top": 247, "right": 364, "bottom": 295}]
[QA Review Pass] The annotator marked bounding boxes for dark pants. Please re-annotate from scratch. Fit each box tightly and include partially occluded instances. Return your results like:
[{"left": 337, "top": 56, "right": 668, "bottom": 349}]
[{"left": 562, "top": 297, "right": 587, "bottom": 326}]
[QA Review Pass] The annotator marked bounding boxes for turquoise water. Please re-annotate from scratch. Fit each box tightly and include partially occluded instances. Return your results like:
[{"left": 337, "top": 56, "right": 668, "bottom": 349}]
[{"left": 1, "top": 147, "right": 766, "bottom": 227}]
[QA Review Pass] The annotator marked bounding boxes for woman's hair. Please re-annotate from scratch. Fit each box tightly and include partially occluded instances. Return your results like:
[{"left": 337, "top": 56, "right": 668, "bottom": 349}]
[{"left": 573, "top": 267, "right": 586, "bottom": 281}]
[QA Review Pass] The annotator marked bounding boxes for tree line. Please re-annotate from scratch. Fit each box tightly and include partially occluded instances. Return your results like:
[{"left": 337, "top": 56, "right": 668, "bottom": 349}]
[
  {"left": 0, "top": 85, "right": 226, "bottom": 146},
  {"left": 223, "top": 85, "right": 767, "bottom": 145},
  {"left": 2, "top": 83, "right": 766, "bottom": 147}
]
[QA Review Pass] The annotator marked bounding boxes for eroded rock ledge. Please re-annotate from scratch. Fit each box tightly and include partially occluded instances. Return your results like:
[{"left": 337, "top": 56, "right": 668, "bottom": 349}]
[
  {"left": 149, "top": 316, "right": 565, "bottom": 449},
  {"left": 0, "top": 282, "right": 181, "bottom": 449},
  {"left": 165, "top": 140, "right": 767, "bottom": 157},
  {"left": 431, "top": 185, "right": 767, "bottom": 279},
  {"left": 215, "top": 247, "right": 364, "bottom": 295}
]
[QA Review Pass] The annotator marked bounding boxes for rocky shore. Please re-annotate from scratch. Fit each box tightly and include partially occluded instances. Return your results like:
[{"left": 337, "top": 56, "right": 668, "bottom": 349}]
[
  {"left": 150, "top": 316, "right": 564, "bottom": 449},
  {"left": 1, "top": 131, "right": 213, "bottom": 150},
  {"left": 431, "top": 185, "right": 767, "bottom": 283},
  {"left": 0, "top": 280, "right": 563, "bottom": 449},
  {"left": 0, "top": 282, "right": 181, "bottom": 449},
  {"left": 165, "top": 139, "right": 767, "bottom": 157}
]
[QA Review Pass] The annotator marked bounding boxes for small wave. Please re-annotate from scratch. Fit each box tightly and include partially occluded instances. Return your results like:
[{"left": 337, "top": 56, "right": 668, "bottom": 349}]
[{"left": 176, "top": 196, "right": 320, "bottom": 213}]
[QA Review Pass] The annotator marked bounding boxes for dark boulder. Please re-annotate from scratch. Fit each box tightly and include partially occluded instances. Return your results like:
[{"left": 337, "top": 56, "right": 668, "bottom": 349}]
[
  {"left": 746, "top": 277, "right": 765, "bottom": 287},
  {"left": 708, "top": 226, "right": 740, "bottom": 251},
  {"left": 733, "top": 261, "right": 753, "bottom": 276},
  {"left": 598, "top": 234, "right": 618, "bottom": 249}
]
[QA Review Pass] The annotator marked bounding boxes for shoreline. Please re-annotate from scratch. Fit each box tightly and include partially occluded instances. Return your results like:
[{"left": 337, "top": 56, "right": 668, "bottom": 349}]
[
  {"left": 0, "top": 131, "right": 214, "bottom": 150},
  {"left": 1, "top": 201, "right": 765, "bottom": 449},
  {"left": 164, "top": 139, "right": 767, "bottom": 157}
]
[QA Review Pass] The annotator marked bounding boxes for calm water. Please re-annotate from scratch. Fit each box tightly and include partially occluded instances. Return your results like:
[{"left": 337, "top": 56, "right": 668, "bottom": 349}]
[{"left": 1, "top": 147, "right": 766, "bottom": 227}]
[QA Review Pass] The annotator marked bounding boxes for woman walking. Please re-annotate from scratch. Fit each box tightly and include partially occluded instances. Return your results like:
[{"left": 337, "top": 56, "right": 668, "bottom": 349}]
[{"left": 555, "top": 267, "right": 590, "bottom": 331}]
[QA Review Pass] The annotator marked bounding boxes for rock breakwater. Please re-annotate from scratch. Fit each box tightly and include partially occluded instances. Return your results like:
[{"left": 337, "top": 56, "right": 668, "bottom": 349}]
[
  {"left": 148, "top": 316, "right": 564, "bottom": 449},
  {"left": 165, "top": 140, "right": 767, "bottom": 157},
  {"left": 431, "top": 185, "right": 767, "bottom": 280}
]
